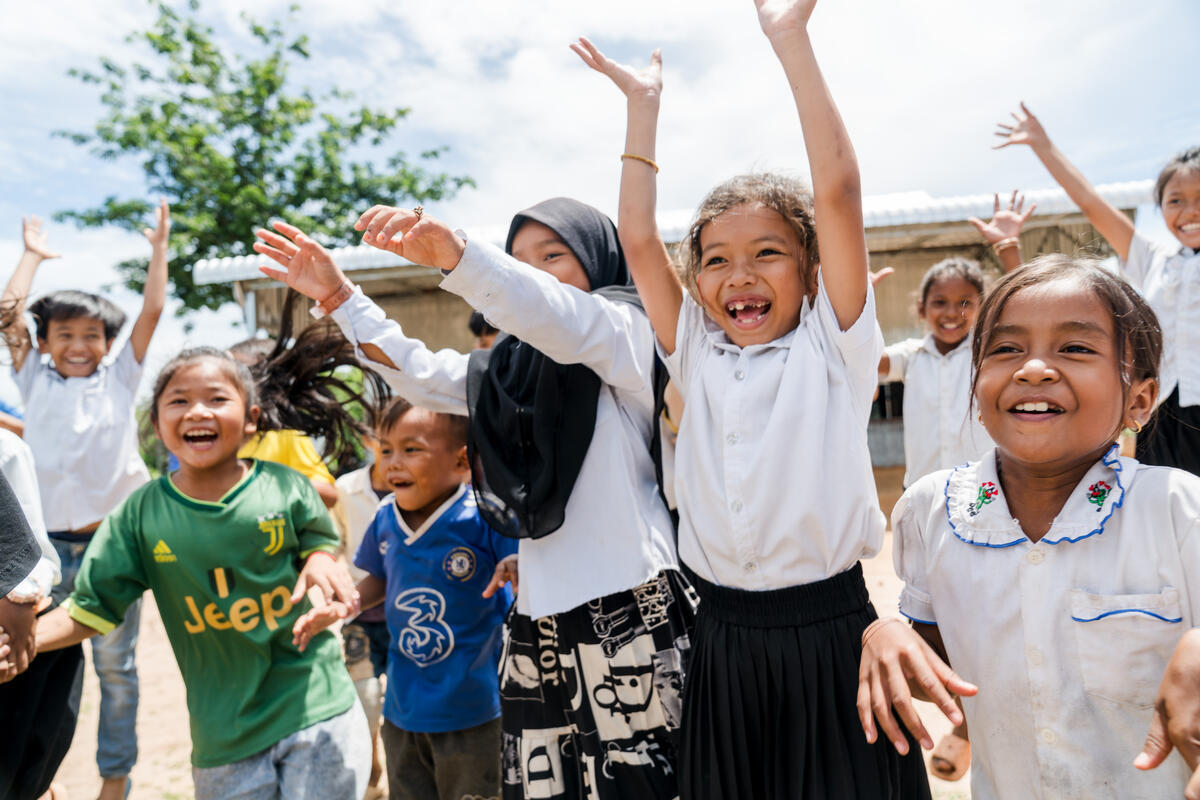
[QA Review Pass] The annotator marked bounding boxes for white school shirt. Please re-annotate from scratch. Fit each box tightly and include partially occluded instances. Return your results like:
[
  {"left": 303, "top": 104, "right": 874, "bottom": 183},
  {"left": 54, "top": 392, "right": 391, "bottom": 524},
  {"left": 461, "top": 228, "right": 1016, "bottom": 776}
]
[
  {"left": 883, "top": 335, "right": 992, "bottom": 488},
  {"left": 14, "top": 340, "right": 150, "bottom": 531},
  {"left": 329, "top": 237, "right": 678, "bottom": 620},
  {"left": 0, "top": 429, "right": 59, "bottom": 599},
  {"left": 1122, "top": 231, "right": 1200, "bottom": 407},
  {"left": 663, "top": 278, "right": 885, "bottom": 588},
  {"left": 893, "top": 447, "right": 1198, "bottom": 800},
  {"left": 334, "top": 464, "right": 386, "bottom": 584}
]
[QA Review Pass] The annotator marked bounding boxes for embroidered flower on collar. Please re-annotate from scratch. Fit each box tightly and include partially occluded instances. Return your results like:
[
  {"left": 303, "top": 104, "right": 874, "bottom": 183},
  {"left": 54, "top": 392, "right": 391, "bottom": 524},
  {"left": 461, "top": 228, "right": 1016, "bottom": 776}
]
[
  {"left": 967, "top": 481, "right": 999, "bottom": 517},
  {"left": 1086, "top": 481, "right": 1111, "bottom": 511}
]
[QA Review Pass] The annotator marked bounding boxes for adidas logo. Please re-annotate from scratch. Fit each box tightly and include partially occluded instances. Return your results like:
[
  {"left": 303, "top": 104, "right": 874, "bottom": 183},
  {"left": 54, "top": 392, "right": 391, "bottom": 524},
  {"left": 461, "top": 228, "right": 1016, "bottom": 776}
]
[{"left": 153, "top": 539, "right": 177, "bottom": 563}]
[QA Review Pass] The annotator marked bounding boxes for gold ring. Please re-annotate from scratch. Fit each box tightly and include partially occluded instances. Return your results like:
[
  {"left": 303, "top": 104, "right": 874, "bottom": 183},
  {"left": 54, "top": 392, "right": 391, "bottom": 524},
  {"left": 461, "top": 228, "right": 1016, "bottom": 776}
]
[{"left": 412, "top": 205, "right": 424, "bottom": 221}]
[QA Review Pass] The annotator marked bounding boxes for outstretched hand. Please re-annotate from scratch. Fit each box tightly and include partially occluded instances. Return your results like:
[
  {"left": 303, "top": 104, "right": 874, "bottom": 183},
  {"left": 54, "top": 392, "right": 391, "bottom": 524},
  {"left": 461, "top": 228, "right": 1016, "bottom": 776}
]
[
  {"left": 968, "top": 191, "right": 1036, "bottom": 244},
  {"left": 754, "top": 0, "right": 817, "bottom": 42},
  {"left": 1135, "top": 628, "right": 1200, "bottom": 800},
  {"left": 142, "top": 198, "right": 171, "bottom": 251},
  {"left": 857, "top": 618, "right": 977, "bottom": 755},
  {"left": 22, "top": 216, "right": 60, "bottom": 260},
  {"left": 255, "top": 220, "right": 350, "bottom": 301},
  {"left": 993, "top": 102, "right": 1048, "bottom": 150},
  {"left": 482, "top": 554, "right": 519, "bottom": 600},
  {"left": 291, "top": 598, "right": 349, "bottom": 652},
  {"left": 570, "top": 38, "right": 662, "bottom": 104},
  {"left": 291, "top": 552, "right": 360, "bottom": 615},
  {"left": 354, "top": 206, "right": 466, "bottom": 271}
]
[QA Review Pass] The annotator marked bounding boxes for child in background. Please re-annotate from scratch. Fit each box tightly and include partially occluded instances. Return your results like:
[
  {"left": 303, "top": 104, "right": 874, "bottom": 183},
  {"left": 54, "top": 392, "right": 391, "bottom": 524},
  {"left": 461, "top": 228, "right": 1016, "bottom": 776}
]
[
  {"left": 574, "top": 1, "right": 931, "bottom": 794},
  {"left": 296, "top": 396, "right": 517, "bottom": 800},
  {"left": 860, "top": 257, "right": 1200, "bottom": 798},
  {"left": 468, "top": 310, "right": 499, "bottom": 350},
  {"left": 875, "top": 192, "right": 1033, "bottom": 780},
  {"left": 1, "top": 205, "right": 169, "bottom": 800},
  {"left": 32, "top": 345, "right": 370, "bottom": 800},
  {"left": 995, "top": 105, "right": 1200, "bottom": 475}
]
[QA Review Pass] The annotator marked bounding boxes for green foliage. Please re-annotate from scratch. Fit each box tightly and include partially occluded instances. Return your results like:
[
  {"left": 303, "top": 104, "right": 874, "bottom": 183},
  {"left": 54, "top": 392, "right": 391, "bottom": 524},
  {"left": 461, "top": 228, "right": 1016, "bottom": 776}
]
[{"left": 55, "top": 1, "right": 473, "bottom": 313}]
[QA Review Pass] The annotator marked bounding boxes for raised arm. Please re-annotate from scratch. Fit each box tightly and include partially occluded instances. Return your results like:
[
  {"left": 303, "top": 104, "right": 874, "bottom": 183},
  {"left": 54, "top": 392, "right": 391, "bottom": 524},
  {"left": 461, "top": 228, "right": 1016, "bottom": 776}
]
[
  {"left": 968, "top": 191, "right": 1035, "bottom": 273},
  {"left": 571, "top": 39, "right": 683, "bottom": 354},
  {"left": 758, "top": 0, "right": 868, "bottom": 330},
  {"left": 995, "top": 103, "right": 1135, "bottom": 261},
  {"left": 1, "top": 217, "right": 61, "bottom": 371},
  {"left": 128, "top": 199, "right": 171, "bottom": 363}
]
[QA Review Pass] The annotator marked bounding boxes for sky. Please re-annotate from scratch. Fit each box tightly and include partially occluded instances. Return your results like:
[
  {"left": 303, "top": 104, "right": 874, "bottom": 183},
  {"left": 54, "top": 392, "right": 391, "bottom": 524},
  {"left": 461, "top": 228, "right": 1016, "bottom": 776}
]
[{"left": 0, "top": 0, "right": 1197, "bottom": 405}]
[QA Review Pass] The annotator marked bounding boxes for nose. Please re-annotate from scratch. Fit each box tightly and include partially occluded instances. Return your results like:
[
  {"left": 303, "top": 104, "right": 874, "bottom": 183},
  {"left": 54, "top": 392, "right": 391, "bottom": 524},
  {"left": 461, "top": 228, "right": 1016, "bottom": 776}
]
[
  {"left": 1014, "top": 356, "right": 1057, "bottom": 384},
  {"left": 183, "top": 401, "right": 214, "bottom": 420},
  {"left": 725, "top": 257, "right": 756, "bottom": 286}
]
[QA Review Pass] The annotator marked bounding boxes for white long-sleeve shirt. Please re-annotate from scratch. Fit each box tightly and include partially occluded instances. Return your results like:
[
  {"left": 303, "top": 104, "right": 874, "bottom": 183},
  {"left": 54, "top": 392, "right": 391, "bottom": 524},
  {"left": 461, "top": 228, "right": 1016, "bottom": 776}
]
[{"left": 329, "top": 237, "right": 678, "bottom": 619}]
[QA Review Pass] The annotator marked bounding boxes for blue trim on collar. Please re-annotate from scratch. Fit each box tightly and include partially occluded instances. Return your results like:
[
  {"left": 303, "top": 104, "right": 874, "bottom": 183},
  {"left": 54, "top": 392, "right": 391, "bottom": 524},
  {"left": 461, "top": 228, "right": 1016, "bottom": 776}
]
[
  {"left": 944, "top": 443, "right": 1125, "bottom": 549},
  {"left": 1072, "top": 608, "right": 1182, "bottom": 624}
]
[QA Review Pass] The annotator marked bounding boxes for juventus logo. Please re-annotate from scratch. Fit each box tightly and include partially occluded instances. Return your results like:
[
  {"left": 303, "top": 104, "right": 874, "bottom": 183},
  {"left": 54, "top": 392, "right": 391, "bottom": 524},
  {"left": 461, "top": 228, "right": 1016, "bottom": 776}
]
[{"left": 257, "top": 514, "right": 286, "bottom": 556}]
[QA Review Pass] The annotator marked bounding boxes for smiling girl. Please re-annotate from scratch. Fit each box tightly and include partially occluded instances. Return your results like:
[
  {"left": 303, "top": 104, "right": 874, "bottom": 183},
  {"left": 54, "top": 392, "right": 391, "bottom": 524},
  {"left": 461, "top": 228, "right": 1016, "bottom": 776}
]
[
  {"left": 995, "top": 105, "right": 1200, "bottom": 475},
  {"left": 30, "top": 345, "right": 376, "bottom": 799},
  {"left": 860, "top": 256, "right": 1200, "bottom": 798}
]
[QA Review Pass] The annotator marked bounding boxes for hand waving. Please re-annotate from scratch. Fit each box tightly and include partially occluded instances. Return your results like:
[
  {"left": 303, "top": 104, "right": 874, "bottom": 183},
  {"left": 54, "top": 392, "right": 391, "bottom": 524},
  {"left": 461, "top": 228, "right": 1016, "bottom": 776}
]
[
  {"left": 968, "top": 191, "right": 1036, "bottom": 244},
  {"left": 255, "top": 221, "right": 351, "bottom": 301},
  {"left": 22, "top": 217, "right": 60, "bottom": 260},
  {"left": 142, "top": 198, "right": 171, "bottom": 251},
  {"left": 754, "top": 0, "right": 817, "bottom": 42},
  {"left": 354, "top": 206, "right": 466, "bottom": 270},
  {"left": 993, "top": 102, "right": 1048, "bottom": 150},
  {"left": 570, "top": 37, "right": 662, "bottom": 104}
]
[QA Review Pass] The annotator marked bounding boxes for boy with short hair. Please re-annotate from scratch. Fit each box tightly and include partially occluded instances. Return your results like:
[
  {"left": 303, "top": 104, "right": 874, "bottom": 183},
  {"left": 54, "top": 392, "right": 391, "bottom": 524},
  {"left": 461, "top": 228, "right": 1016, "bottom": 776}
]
[
  {"left": 294, "top": 397, "right": 516, "bottom": 800},
  {"left": 1, "top": 204, "right": 170, "bottom": 800}
]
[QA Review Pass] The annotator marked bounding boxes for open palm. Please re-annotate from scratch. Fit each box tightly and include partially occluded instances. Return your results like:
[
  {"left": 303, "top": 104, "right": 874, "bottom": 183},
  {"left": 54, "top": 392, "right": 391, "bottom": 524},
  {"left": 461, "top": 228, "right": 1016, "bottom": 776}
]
[
  {"left": 969, "top": 191, "right": 1036, "bottom": 243},
  {"left": 22, "top": 217, "right": 59, "bottom": 260},
  {"left": 254, "top": 221, "right": 347, "bottom": 302},
  {"left": 571, "top": 37, "right": 661, "bottom": 102},
  {"left": 993, "top": 103, "right": 1047, "bottom": 149}
]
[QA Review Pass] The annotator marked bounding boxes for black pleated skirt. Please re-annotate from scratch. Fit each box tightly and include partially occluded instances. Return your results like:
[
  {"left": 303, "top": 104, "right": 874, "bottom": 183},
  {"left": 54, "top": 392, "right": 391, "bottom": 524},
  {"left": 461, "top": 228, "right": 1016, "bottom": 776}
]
[
  {"left": 1138, "top": 387, "right": 1200, "bottom": 477},
  {"left": 679, "top": 563, "right": 930, "bottom": 800}
]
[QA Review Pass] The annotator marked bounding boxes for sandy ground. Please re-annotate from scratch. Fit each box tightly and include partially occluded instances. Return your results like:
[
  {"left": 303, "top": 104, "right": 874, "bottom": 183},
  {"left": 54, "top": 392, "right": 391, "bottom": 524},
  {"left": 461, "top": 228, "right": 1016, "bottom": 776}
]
[{"left": 55, "top": 466, "right": 971, "bottom": 799}]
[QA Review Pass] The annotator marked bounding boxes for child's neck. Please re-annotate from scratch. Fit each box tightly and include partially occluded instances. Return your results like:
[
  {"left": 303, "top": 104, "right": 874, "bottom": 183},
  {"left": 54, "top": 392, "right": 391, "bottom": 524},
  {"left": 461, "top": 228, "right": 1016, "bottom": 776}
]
[
  {"left": 397, "top": 485, "right": 462, "bottom": 531},
  {"left": 172, "top": 458, "right": 252, "bottom": 503},
  {"left": 995, "top": 448, "right": 1106, "bottom": 542},
  {"left": 932, "top": 336, "right": 966, "bottom": 356}
]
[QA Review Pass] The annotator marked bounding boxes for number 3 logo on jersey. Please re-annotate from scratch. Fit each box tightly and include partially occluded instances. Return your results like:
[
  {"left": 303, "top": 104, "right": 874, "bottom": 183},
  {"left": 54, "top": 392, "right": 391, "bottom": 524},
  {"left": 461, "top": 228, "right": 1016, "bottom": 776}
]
[{"left": 393, "top": 588, "right": 455, "bottom": 667}]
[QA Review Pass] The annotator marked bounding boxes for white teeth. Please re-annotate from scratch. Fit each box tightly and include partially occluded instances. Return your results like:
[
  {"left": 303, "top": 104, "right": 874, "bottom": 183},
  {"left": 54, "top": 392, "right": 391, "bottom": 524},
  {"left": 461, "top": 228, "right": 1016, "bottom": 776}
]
[
  {"left": 1015, "top": 401, "right": 1053, "bottom": 412},
  {"left": 1182, "top": 223, "right": 1200, "bottom": 232}
]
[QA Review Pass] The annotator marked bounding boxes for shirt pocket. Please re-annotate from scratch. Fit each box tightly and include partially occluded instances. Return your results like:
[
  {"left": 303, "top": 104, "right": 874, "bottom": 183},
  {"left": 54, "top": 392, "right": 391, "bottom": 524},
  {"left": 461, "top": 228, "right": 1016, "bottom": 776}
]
[{"left": 1070, "top": 587, "right": 1182, "bottom": 709}]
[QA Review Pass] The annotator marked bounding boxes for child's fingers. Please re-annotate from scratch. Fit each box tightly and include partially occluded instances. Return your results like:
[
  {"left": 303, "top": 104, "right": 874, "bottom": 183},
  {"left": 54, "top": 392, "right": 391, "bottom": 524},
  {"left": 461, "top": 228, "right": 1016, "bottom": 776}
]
[
  {"left": 869, "top": 671, "right": 910, "bottom": 755},
  {"left": 361, "top": 207, "right": 400, "bottom": 242},
  {"left": 1186, "top": 765, "right": 1200, "bottom": 800},
  {"left": 1021, "top": 202, "right": 1037, "bottom": 223},
  {"left": 992, "top": 193, "right": 1001, "bottom": 214},
  {"left": 271, "top": 219, "right": 305, "bottom": 241},
  {"left": 1134, "top": 706, "right": 1172, "bottom": 771},
  {"left": 255, "top": 228, "right": 301, "bottom": 258},
  {"left": 885, "top": 661, "right": 933, "bottom": 750},
  {"left": 967, "top": 217, "right": 987, "bottom": 236},
  {"left": 856, "top": 672, "right": 878, "bottom": 744},
  {"left": 252, "top": 241, "right": 293, "bottom": 268},
  {"left": 355, "top": 205, "right": 389, "bottom": 231},
  {"left": 258, "top": 265, "right": 291, "bottom": 284},
  {"left": 377, "top": 210, "right": 419, "bottom": 246}
]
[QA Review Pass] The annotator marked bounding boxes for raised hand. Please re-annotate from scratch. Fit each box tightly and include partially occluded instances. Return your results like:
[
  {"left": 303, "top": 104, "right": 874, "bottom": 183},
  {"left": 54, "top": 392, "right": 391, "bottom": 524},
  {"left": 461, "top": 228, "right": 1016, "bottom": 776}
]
[
  {"left": 857, "top": 618, "right": 977, "bottom": 756},
  {"left": 354, "top": 206, "right": 466, "bottom": 271},
  {"left": 22, "top": 216, "right": 60, "bottom": 260},
  {"left": 968, "top": 191, "right": 1037, "bottom": 244},
  {"left": 142, "top": 198, "right": 171, "bottom": 251},
  {"left": 255, "top": 220, "right": 351, "bottom": 301},
  {"left": 570, "top": 38, "right": 662, "bottom": 104},
  {"left": 993, "top": 102, "right": 1049, "bottom": 150},
  {"left": 754, "top": 0, "right": 817, "bottom": 42}
]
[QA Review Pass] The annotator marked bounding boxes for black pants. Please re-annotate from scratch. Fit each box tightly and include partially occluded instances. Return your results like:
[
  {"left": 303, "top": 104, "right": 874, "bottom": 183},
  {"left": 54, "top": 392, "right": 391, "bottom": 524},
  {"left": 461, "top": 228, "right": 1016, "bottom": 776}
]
[
  {"left": 499, "top": 570, "right": 697, "bottom": 800},
  {"left": 1138, "top": 387, "right": 1200, "bottom": 477},
  {"left": 680, "top": 563, "right": 931, "bottom": 800}
]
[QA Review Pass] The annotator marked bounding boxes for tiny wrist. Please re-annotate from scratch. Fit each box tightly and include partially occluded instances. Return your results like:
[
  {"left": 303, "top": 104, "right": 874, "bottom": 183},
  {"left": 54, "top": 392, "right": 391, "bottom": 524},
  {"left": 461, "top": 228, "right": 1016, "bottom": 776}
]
[
  {"left": 306, "top": 550, "right": 336, "bottom": 564},
  {"left": 314, "top": 281, "right": 355, "bottom": 317},
  {"left": 861, "top": 617, "right": 902, "bottom": 647},
  {"left": 991, "top": 237, "right": 1020, "bottom": 253}
]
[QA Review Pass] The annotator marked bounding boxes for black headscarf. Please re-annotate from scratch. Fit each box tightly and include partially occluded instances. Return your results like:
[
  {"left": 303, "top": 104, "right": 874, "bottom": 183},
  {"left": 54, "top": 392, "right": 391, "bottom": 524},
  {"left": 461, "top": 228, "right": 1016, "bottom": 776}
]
[{"left": 466, "top": 198, "right": 639, "bottom": 539}]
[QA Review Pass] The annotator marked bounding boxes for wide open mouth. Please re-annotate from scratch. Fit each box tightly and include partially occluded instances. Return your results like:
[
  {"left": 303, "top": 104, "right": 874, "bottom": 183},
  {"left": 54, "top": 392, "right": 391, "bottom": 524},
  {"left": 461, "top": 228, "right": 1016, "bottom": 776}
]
[
  {"left": 725, "top": 298, "right": 770, "bottom": 327},
  {"left": 182, "top": 430, "right": 219, "bottom": 446}
]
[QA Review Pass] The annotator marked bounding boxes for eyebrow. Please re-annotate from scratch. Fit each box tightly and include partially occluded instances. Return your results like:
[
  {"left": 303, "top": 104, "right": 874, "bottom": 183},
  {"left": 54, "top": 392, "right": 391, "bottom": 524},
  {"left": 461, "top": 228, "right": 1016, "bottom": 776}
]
[
  {"left": 700, "top": 233, "right": 791, "bottom": 257},
  {"left": 990, "top": 320, "right": 1109, "bottom": 337}
]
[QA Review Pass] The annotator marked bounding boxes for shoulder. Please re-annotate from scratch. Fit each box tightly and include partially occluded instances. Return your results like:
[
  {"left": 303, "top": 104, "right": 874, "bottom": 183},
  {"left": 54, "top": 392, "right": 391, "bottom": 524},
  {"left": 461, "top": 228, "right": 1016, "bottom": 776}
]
[
  {"left": 894, "top": 468, "right": 955, "bottom": 526},
  {"left": 1125, "top": 461, "right": 1200, "bottom": 521}
]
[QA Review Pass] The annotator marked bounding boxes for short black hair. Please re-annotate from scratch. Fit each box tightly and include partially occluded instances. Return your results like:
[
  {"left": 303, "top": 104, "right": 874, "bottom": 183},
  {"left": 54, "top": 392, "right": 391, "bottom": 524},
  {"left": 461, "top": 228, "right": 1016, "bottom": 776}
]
[
  {"left": 468, "top": 311, "right": 498, "bottom": 338},
  {"left": 29, "top": 290, "right": 126, "bottom": 341},
  {"left": 379, "top": 396, "right": 469, "bottom": 448},
  {"left": 1155, "top": 146, "right": 1200, "bottom": 206}
]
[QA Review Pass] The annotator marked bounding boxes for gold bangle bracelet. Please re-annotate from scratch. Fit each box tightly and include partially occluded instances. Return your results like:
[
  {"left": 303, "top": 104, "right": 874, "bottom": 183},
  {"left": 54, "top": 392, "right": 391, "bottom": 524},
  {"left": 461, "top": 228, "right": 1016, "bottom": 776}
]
[{"left": 621, "top": 153, "right": 660, "bottom": 173}]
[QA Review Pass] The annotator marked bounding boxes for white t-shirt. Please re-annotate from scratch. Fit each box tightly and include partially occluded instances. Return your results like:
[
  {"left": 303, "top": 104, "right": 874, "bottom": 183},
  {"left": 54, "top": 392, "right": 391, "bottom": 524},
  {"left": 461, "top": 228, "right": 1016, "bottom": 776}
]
[
  {"left": 883, "top": 335, "right": 992, "bottom": 488},
  {"left": 14, "top": 339, "right": 150, "bottom": 531},
  {"left": 1122, "top": 231, "right": 1200, "bottom": 407},
  {"left": 663, "top": 278, "right": 885, "bottom": 589},
  {"left": 334, "top": 464, "right": 388, "bottom": 584},
  {"left": 894, "top": 447, "right": 1198, "bottom": 799},
  {"left": 330, "top": 237, "right": 678, "bottom": 620}
]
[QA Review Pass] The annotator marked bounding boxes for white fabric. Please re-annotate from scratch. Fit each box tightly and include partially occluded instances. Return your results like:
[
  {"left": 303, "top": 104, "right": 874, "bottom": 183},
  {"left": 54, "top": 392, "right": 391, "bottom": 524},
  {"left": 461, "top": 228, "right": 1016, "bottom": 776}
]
[
  {"left": 883, "top": 335, "right": 992, "bottom": 488},
  {"left": 329, "top": 237, "right": 677, "bottom": 619},
  {"left": 893, "top": 447, "right": 1198, "bottom": 799},
  {"left": 14, "top": 339, "right": 150, "bottom": 531},
  {"left": 0, "top": 429, "right": 58, "bottom": 599},
  {"left": 663, "top": 278, "right": 885, "bottom": 588},
  {"left": 334, "top": 465, "right": 389, "bottom": 584},
  {"left": 1121, "top": 231, "right": 1200, "bottom": 407}
]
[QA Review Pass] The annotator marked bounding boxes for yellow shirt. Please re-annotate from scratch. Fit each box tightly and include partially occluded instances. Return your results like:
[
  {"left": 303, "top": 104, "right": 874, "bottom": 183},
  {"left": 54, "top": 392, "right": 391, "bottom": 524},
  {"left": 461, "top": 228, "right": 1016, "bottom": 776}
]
[{"left": 238, "top": 430, "right": 334, "bottom": 485}]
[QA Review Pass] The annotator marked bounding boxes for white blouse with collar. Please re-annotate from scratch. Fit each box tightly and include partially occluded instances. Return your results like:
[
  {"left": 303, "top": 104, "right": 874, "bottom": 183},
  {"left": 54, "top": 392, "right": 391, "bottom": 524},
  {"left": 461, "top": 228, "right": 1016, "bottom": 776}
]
[{"left": 893, "top": 446, "right": 1199, "bottom": 799}]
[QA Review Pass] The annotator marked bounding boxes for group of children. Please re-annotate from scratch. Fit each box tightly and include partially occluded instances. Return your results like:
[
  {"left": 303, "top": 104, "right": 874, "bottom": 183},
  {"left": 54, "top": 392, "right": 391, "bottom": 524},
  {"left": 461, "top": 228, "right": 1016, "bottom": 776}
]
[{"left": 2, "top": 0, "right": 1200, "bottom": 798}]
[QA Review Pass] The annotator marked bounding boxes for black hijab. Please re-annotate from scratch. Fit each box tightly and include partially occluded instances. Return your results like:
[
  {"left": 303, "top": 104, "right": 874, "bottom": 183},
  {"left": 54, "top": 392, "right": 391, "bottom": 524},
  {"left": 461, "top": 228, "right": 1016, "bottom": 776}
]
[{"left": 466, "top": 198, "right": 640, "bottom": 539}]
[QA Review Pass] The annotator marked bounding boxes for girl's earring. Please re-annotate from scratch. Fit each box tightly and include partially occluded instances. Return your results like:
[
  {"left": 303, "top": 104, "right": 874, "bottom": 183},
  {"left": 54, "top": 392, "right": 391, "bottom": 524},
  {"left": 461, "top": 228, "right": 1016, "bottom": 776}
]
[
  {"left": 1129, "top": 418, "right": 1143, "bottom": 434},
  {"left": 977, "top": 412, "right": 984, "bottom": 423}
]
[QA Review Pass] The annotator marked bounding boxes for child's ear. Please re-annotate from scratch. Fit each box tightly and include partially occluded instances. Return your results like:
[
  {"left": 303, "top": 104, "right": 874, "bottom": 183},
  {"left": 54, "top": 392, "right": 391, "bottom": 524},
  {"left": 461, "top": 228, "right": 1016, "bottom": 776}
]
[
  {"left": 455, "top": 444, "right": 469, "bottom": 473},
  {"left": 244, "top": 404, "right": 261, "bottom": 438},
  {"left": 1125, "top": 376, "right": 1158, "bottom": 431},
  {"left": 36, "top": 337, "right": 48, "bottom": 352}
]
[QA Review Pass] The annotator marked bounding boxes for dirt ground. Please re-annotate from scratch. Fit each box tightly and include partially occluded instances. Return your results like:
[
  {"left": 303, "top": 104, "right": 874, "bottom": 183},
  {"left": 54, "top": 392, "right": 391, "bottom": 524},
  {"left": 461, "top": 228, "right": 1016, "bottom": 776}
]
[{"left": 55, "top": 466, "right": 971, "bottom": 799}]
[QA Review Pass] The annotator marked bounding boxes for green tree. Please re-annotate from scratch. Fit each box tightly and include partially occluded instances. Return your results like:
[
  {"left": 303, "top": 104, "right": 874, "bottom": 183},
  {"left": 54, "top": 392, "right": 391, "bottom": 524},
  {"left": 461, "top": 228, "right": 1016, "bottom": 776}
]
[{"left": 55, "top": 0, "right": 472, "bottom": 314}]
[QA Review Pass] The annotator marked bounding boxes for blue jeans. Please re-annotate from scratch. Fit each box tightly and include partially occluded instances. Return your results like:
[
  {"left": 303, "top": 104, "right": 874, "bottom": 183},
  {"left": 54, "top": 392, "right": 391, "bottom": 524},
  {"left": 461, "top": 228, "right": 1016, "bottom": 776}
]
[{"left": 51, "top": 537, "right": 141, "bottom": 779}]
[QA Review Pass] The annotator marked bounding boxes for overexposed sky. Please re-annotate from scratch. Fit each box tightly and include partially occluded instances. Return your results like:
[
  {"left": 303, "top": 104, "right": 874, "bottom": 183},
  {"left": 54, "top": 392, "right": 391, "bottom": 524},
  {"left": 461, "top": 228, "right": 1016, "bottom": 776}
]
[{"left": 0, "top": 0, "right": 1197, "bottom": 401}]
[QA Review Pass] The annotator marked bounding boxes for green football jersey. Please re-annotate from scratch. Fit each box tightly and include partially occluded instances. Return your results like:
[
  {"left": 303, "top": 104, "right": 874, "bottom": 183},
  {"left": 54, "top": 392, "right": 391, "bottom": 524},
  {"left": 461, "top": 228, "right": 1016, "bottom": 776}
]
[{"left": 65, "top": 460, "right": 354, "bottom": 767}]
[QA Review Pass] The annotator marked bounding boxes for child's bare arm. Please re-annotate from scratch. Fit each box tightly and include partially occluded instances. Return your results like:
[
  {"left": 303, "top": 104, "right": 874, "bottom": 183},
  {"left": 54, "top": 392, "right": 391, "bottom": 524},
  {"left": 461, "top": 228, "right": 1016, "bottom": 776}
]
[
  {"left": 128, "top": 199, "right": 170, "bottom": 363},
  {"left": 291, "top": 574, "right": 384, "bottom": 652},
  {"left": 1135, "top": 628, "right": 1200, "bottom": 798},
  {"left": 572, "top": 38, "right": 683, "bottom": 355},
  {"left": 758, "top": 0, "right": 868, "bottom": 331},
  {"left": 995, "top": 104, "right": 1135, "bottom": 261},
  {"left": 969, "top": 191, "right": 1036, "bottom": 273},
  {"left": 2, "top": 218, "right": 61, "bottom": 371},
  {"left": 34, "top": 606, "right": 99, "bottom": 652}
]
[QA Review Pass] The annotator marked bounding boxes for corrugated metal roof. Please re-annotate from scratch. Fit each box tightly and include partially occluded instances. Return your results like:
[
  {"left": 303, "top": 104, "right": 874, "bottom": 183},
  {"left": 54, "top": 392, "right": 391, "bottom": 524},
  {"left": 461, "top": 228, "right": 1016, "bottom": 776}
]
[{"left": 194, "top": 180, "right": 1153, "bottom": 285}]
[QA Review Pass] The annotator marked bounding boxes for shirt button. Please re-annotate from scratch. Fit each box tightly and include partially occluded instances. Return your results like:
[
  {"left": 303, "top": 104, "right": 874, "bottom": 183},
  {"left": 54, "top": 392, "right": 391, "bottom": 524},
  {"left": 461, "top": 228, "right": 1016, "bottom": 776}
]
[
  {"left": 727, "top": 432, "right": 739, "bottom": 445},
  {"left": 1040, "top": 728, "right": 1056, "bottom": 745},
  {"left": 734, "top": 369, "right": 745, "bottom": 380},
  {"left": 731, "top": 500, "right": 743, "bottom": 513},
  {"left": 1028, "top": 648, "right": 1044, "bottom": 666},
  {"left": 1027, "top": 549, "right": 1045, "bottom": 565}
]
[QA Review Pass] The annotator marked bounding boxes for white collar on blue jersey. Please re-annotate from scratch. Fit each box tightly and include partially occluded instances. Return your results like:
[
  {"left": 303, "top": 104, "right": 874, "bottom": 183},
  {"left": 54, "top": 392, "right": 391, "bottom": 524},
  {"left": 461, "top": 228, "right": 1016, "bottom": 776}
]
[{"left": 391, "top": 483, "right": 469, "bottom": 546}]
